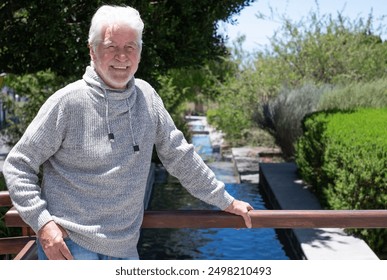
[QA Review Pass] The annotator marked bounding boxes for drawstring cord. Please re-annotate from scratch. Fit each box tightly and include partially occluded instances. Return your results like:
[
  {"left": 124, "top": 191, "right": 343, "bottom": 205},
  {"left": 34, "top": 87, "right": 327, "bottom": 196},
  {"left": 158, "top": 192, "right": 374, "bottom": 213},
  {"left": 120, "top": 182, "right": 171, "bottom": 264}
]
[
  {"left": 104, "top": 88, "right": 139, "bottom": 153},
  {"left": 126, "top": 98, "right": 140, "bottom": 153},
  {"left": 104, "top": 90, "right": 115, "bottom": 142}
]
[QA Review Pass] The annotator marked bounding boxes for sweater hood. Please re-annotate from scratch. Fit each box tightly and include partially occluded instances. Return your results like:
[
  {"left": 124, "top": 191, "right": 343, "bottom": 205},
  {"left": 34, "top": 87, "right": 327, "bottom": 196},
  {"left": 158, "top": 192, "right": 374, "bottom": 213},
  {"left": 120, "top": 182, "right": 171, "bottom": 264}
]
[
  {"left": 82, "top": 66, "right": 138, "bottom": 146},
  {"left": 82, "top": 66, "right": 136, "bottom": 101}
]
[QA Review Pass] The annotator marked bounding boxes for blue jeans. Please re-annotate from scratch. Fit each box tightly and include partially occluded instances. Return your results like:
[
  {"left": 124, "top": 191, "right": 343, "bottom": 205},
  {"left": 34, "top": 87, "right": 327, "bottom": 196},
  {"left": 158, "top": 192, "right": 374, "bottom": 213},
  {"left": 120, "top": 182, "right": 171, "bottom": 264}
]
[{"left": 37, "top": 237, "right": 138, "bottom": 260}]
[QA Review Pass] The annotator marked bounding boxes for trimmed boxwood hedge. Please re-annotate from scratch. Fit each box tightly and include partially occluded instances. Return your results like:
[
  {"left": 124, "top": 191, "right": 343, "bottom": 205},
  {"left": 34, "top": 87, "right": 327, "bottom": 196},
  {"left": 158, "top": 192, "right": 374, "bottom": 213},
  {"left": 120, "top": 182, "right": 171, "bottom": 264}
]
[{"left": 295, "top": 108, "right": 387, "bottom": 255}]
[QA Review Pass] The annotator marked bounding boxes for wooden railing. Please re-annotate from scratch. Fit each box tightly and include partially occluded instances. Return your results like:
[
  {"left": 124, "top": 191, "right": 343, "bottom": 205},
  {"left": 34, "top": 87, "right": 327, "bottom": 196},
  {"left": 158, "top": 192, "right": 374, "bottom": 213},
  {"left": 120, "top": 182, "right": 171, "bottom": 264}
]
[
  {"left": 1, "top": 191, "right": 36, "bottom": 259},
  {"left": 141, "top": 209, "right": 387, "bottom": 228},
  {"left": 1, "top": 190, "right": 387, "bottom": 259},
  {"left": 5, "top": 208, "right": 387, "bottom": 229},
  {"left": 0, "top": 190, "right": 12, "bottom": 207}
]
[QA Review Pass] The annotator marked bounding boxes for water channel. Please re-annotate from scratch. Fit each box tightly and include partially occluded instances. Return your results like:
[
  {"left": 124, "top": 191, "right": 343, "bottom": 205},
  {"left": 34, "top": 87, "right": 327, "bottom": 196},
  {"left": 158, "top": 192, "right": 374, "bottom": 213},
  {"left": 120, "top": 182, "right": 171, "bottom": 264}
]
[{"left": 137, "top": 120, "right": 289, "bottom": 260}]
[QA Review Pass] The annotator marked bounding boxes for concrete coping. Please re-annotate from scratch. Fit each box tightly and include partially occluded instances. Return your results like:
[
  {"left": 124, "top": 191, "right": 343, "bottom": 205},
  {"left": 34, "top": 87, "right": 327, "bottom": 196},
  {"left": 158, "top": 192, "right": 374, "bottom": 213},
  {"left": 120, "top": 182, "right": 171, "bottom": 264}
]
[
  {"left": 231, "top": 146, "right": 379, "bottom": 260},
  {"left": 258, "top": 162, "right": 379, "bottom": 260}
]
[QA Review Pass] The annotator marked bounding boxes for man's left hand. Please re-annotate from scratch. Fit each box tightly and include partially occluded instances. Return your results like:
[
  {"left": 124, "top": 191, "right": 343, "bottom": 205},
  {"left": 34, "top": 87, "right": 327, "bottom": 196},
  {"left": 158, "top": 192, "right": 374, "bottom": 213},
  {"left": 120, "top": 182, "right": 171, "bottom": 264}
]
[{"left": 224, "top": 199, "right": 254, "bottom": 228}]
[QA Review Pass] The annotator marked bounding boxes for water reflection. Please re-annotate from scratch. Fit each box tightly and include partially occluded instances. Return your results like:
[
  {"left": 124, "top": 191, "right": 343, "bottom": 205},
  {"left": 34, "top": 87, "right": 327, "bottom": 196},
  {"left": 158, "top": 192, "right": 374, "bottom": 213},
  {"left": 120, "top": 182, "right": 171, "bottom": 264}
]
[
  {"left": 138, "top": 122, "right": 288, "bottom": 260},
  {"left": 138, "top": 172, "right": 289, "bottom": 260},
  {"left": 191, "top": 134, "right": 213, "bottom": 161}
]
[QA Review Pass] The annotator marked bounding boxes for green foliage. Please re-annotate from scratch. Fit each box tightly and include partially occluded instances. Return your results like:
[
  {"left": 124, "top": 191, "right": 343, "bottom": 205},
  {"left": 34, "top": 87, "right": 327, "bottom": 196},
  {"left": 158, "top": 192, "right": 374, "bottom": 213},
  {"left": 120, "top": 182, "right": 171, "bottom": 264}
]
[
  {"left": 207, "top": 10, "right": 387, "bottom": 149},
  {"left": 200, "top": 37, "right": 273, "bottom": 145},
  {"left": 0, "top": 0, "right": 92, "bottom": 77},
  {"left": 0, "top": 1, "right": 254, "bottom": 145},
  {"left": 295, "top": 108, "right": 387, "bottom": 253},
  {"left": 296, "top": 110, "right": 341, "bottom": 199},
  {"left": 323, "top": 109, "right": 387, "bottom": 209},
  {"left": 256, "top": 78, "right": 387, "bottom": 159},
  {"left": 318, "top": 78, "right": 387, "bottom": 110},
  {"left": 1, "top": 70, "right": 67, "bottom": 145},
  {"left": 269, "top": 12, "right": 387, "bottom": 85},
  {"left": 0, "top": 74, "right": 5, "bottom": 88},
  {"left": 156, "top": 73, "right": 190, "bottom": 139},
  {"left": 0, "top": 0, "right": 253, "bottom": 84},
  {"left": 207, "top": 103, "right": 252, "bottom": 146},
  {"left": 160, "top": 59, "right": 236, "bottom": 111},
  {"left": 256, "top": 83, "right": 331, "bottom": 159},
  {"left": 155, "top": 57, "right": 241, "bottom": 137},
  {"left": 206, "top": 67, "right": 259, "bottom": 145},
  {"left": 251, "top": 10, "right": 387, "bottom": 157}
]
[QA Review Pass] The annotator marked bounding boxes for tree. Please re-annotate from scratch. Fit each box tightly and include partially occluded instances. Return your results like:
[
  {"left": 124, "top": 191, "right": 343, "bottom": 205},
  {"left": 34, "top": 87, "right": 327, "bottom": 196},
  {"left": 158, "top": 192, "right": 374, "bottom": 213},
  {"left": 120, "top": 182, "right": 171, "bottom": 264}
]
[
  {"left": 0, "top": 0, "right": 254, "bottom": 144},
  {"left": 205, "top": 10, "right": 387, "bottom": 152},
  {"left": 269, "top": 12, "right": 387, "bottom": 85},
  {"left": 0, "top": 0, "right": 254, "bottom": 84}
]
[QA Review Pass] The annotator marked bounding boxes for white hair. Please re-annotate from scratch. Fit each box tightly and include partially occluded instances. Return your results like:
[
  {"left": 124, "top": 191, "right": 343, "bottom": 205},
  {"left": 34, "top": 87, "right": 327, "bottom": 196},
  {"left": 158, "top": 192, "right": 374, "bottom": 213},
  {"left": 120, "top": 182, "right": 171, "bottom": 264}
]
[{"left": 88, "top": 5, "right": 144, "bottom": 50}]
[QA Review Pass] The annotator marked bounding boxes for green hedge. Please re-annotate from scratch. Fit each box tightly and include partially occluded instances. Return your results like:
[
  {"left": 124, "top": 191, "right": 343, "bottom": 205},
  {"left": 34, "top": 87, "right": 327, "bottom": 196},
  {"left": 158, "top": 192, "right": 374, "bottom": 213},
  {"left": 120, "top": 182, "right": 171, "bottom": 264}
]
[{"left": 295, "top": 108, "right": 387, "bottom": 254}]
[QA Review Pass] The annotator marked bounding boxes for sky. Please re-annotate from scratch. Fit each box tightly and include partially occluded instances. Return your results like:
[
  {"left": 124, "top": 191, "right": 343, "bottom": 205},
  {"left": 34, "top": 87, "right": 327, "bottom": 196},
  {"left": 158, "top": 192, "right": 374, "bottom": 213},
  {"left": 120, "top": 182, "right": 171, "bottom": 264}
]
[{"left": 218, "top": 0, "right": 387, "bottom": 52}]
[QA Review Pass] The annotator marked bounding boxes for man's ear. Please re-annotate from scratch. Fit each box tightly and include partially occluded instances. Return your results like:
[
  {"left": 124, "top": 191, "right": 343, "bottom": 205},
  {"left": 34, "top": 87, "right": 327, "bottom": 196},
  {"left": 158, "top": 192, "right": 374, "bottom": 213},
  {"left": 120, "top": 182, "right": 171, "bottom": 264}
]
[{"left": 89, "top": 44, "right": 96, "bottom": 62}]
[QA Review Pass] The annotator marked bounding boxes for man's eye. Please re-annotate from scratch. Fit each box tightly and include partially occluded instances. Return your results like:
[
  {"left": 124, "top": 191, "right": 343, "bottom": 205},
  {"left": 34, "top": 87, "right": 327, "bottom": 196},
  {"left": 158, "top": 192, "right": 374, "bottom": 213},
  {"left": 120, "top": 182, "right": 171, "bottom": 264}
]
[{"left": 125, "top": 45, "right": 135, "bottom": 51}]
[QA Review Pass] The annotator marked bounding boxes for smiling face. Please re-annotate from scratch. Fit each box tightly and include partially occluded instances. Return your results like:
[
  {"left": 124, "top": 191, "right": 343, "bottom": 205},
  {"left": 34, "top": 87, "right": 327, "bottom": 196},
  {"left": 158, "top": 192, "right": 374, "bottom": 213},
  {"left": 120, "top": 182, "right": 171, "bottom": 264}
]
[{"left": 90, "top": 24, "right": 141, "bottom": 89}]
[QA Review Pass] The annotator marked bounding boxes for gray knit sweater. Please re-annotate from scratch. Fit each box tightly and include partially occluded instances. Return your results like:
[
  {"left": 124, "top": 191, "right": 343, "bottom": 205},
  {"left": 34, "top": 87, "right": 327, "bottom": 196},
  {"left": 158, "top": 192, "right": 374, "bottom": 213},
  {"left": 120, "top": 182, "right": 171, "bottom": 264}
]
[{"left": 3, "top": 66, "right": 234, "bottom": 258}]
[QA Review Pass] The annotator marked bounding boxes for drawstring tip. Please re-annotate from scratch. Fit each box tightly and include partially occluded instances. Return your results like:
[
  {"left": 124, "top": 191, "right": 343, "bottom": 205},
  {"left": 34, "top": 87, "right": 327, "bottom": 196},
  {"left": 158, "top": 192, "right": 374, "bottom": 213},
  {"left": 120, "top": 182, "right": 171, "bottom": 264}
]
[
  {"left": 108, "top": 133, "right": 115, "bottom": 142},
  {"left": 133, "top": 145, "right": 140, "bottom": 153}
]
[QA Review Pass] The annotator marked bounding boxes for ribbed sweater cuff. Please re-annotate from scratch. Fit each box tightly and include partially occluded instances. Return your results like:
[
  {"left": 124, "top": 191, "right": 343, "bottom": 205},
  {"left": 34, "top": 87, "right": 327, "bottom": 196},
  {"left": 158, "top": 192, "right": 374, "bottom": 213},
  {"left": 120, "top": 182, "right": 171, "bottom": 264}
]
[
  {"left": 35, "top": 209, "right": 53, "bottom": 233},
  {"left": 219, "top": 192, "right": 235, "bottom": 210}
]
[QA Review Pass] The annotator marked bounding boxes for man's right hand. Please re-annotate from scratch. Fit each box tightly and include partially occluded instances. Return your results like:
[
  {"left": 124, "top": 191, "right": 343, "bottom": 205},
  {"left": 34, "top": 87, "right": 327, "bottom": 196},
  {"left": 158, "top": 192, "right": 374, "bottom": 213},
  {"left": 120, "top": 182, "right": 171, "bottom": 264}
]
[{"left": 38, "top": 220, "right": 73, "bottom": 260}]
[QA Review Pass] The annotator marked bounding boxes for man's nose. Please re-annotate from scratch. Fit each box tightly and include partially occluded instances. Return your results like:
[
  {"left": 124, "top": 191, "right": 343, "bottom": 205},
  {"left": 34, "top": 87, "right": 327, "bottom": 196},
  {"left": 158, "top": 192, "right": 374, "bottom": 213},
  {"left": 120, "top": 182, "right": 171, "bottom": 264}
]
[{"left": 115, "top": 49, "right": 128, "bottom": 61}]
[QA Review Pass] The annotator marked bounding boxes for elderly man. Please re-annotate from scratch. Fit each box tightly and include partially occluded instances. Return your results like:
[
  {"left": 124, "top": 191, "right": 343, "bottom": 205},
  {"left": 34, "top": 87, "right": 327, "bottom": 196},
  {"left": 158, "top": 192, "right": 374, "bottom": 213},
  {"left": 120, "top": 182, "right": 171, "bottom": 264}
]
[{"left": 3, "top": 5, "right": 253, "bottom": 260}]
